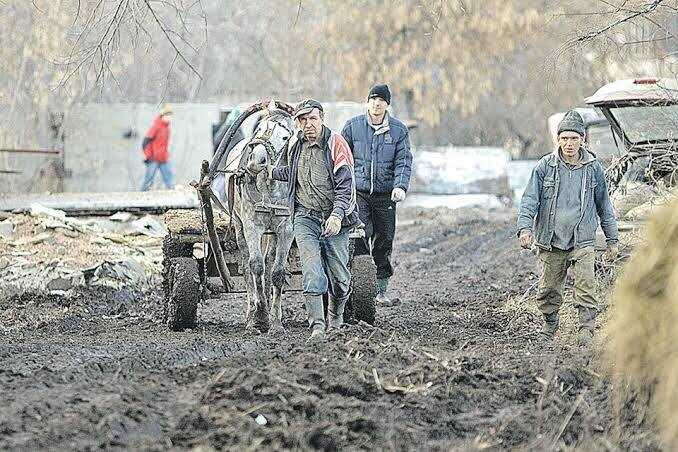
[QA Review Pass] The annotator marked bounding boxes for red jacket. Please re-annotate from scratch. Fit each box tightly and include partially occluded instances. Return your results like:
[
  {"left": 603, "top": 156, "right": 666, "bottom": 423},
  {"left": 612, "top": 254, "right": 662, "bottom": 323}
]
[{"left": 142, "top": 116, "right": 171, "bottom": 163}]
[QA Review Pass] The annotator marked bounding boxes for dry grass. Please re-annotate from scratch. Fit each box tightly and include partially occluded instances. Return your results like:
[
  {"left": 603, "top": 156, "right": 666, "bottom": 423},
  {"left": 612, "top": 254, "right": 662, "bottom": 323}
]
[{"left": 607, "top": 197, "right": 678, "bottom": 448}]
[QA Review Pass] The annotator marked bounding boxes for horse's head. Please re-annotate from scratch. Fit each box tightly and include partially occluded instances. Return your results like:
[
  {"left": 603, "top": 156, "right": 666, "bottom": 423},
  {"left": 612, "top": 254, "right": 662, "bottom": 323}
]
[{"left": 245, "top": 101, "right": 294, "bottom": 176}]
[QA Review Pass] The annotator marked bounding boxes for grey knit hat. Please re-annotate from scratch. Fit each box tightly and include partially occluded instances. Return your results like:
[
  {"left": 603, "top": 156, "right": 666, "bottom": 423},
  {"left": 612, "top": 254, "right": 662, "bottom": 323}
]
[{"left": 557, "top": 110, "right": 585, "bottom": 137}]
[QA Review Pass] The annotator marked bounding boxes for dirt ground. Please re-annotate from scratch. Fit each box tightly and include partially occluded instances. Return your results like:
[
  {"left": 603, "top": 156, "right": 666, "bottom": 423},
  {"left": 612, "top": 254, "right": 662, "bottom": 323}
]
[{"left": 0, "top": 206, "right": 660, "bottom": 451}]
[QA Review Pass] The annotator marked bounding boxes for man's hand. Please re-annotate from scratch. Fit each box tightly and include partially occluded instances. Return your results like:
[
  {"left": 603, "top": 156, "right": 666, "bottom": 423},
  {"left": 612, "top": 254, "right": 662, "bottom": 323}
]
[
  {"left": 603, "top": 244, "right": 619, "bottom": 264},
  {"left": 519, "top": 230, "right": 533, "bottom": 250},
  {"left": 323, "top": 215, "right": 342, "bottom": 237},
  {"left": 391, "top": 187, "right": 406, "bottom": 203}
]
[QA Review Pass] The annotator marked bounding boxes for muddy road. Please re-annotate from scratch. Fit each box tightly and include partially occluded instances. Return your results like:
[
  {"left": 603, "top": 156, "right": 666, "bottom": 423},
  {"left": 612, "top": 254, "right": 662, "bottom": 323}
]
[{"left": 0, "top": 207, "right": 658, "bottom": 451}]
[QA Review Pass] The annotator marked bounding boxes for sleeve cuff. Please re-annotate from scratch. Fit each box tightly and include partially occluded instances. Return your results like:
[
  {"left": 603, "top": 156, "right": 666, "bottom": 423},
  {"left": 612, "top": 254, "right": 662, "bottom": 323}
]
[
  {"left": 271, "top": 167, "right": 284, "bottom": 181},
  {"left": 517, "top": 228, "right": 531, "bottom": 237},
  {"left": 331, "top": 208, "right": 345, "bottom": 220}
]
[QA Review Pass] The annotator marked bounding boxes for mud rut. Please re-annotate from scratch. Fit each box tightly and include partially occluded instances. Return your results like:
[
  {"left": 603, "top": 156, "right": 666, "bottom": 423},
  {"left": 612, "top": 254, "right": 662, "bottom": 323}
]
[{"left": 0, "top": 207, "right": 658, "bottom": 451}]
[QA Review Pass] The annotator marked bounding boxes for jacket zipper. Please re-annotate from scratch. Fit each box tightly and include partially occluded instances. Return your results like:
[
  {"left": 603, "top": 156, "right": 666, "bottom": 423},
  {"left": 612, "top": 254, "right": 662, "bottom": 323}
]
[
  {"left": 573, "top": 165, "right": 590, "bottom": 246},
  {"left": 370, "top": 153, "right": 375, "bottom": 195},
  {"left": 548, "top": 165, "right": 559, "bottom": 250}
]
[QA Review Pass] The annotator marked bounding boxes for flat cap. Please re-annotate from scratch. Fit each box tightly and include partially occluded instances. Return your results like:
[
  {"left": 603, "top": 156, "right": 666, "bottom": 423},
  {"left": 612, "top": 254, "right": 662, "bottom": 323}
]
[{"left": 293, "top": 99, "right": 323, "bottom": 119}]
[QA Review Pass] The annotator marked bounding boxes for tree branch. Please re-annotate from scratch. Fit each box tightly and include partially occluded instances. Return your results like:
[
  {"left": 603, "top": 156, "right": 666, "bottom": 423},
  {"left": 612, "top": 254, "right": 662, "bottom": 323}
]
[{"left": 143, "top": 0, "right": 203, "bottom": 80}]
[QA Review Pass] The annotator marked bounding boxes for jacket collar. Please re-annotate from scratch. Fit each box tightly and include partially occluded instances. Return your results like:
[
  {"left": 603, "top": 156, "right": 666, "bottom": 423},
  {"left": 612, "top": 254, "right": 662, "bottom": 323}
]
[
  {"left": 317, "top": 125, "right": 331, "bottom": 149},
  {"left": 296, "top": 125, "right": 331, "bottom": 151},
  {"left": 549, "top": 147, "right": 596, "bottom": 166}
]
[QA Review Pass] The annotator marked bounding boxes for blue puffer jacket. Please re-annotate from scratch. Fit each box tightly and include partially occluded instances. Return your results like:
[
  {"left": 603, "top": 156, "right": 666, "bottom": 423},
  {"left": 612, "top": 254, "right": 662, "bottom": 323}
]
[{"left": 341, "top": 114, "right": 413, "bottom": 195}]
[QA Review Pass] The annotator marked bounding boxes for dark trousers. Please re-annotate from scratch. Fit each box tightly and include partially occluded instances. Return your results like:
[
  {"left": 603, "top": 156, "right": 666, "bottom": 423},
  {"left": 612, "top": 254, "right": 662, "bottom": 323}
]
[{"left": 355, "top": 191, "right": 396, "bottom": 279}]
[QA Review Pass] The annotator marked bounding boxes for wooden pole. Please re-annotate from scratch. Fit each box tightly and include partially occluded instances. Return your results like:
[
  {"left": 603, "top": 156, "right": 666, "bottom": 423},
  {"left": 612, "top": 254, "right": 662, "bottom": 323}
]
[{"left": 197, "top": 160, "right": 234, "bottom": 292}]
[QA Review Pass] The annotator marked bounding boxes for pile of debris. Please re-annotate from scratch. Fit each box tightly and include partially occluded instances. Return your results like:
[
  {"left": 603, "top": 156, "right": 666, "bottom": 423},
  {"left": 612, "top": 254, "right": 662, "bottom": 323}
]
[
  {"left": 592, "top": 181, "right": 675, "bottom": 277},
  {"left": 612, "top": 181, "right": 676, "bottom": 222},
  {"left": 0, "top": 204, "right": 166, "bottom": 298}
]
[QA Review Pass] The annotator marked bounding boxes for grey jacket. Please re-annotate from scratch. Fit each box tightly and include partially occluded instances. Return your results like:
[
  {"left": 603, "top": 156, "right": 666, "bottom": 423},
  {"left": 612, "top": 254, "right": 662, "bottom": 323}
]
[
  {"left": 341, "top": 114, "right": 412, "bottom": 194},
  {"left": 517, "top": 150, "right": 618, "bottom": 250}
]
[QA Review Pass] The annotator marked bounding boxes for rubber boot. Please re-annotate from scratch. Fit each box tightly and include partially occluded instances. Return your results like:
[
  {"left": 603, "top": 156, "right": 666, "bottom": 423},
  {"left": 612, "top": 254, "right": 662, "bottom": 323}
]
[
  {"left": 577, "top": 306, "right": 597, "bottom": 347},
  {"left": 540, "top": 312, "right": 559, "bottom": 340},
  {"left": 375, "top": 277, "right": 390, "bottom": 304},
  {"left": 305, "top": 294, "right": 326, "bottom": 344},
  {"left": 327, "top": 295, "right": 347, "bottom": 331},
  {"left": 307, "top": 325, "right": 326, "bottom": 344}
]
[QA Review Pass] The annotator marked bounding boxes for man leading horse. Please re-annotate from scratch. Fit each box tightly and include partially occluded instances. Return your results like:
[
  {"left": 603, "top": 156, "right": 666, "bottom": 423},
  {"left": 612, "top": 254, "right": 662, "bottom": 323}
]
[{"left": 270, "top": 99, "right": 359, "bottom": 344}]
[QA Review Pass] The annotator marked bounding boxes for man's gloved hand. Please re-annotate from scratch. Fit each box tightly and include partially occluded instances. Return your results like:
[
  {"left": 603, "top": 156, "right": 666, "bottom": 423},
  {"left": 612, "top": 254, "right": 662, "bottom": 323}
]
[
  {"left": 391, "top": 187, "right": 406, "bottom": 203},
  {"left": 143, "top": 159, "right": 150, "bottom": 165},
  {"left": 603, "top": 243, "right": 619, "bottom": 263},
  {"left": 323, "top": 215, "right": 342, "bottom": 237},
  {"left": 519, "top": 230, "right": 533, "bottom": 250}
]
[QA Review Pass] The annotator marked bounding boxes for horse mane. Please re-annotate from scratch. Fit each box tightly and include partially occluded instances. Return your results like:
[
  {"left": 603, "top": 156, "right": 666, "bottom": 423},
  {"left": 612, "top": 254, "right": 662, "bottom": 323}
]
[
  {"left": 267, "top": 109, "right": 292, "bottom": 120},
  {"left": 257, "top": 109, "right": 293, "bottom": 133}
]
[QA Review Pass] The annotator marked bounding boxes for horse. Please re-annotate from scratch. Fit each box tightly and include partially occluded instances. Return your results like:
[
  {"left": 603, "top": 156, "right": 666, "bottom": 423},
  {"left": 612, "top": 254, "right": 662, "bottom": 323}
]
[{"left": 212, "top": 102, "right": 295, "bottom": 333}]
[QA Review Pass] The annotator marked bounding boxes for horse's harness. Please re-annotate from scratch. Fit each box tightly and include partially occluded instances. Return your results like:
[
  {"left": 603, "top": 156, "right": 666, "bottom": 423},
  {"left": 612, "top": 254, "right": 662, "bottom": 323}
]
[{"left": 227, "top": 115, "right": 291, "bottom": 217}]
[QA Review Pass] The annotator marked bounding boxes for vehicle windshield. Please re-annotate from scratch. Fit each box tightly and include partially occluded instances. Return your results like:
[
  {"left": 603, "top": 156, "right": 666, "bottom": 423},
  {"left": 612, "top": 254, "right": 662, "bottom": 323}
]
[
  {"left": 587, "top": 123, "right": 621, "bottom": 160},
  {"left": 609, "top": 104, "right": 678, "bottom": 143}
]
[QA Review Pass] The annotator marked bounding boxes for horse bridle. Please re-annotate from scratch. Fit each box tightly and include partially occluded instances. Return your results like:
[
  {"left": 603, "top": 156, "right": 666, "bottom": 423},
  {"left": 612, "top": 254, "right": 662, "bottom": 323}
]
[
  {"left": 237, "top": 113, "right": 291, "bottom": 177},
  {"left": 231, "top": 113, "right": 293, "bottom": 215}
]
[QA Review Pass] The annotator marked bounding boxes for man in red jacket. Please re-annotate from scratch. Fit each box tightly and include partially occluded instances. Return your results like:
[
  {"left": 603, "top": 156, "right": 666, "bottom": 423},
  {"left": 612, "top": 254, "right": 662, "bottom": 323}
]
[{"left": 141, "top": 105, "right": 175, "bottom": 191}]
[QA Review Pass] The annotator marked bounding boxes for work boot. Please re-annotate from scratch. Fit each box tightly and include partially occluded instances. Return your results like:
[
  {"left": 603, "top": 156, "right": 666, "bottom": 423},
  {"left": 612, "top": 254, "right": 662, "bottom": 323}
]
[
  {"left": 306, "top": 325, "right": 326, "bottom": 344},
  {"left": 540, "top": 312, "right": 559, "bottom": 340},
  {"left": 577, "top": 328, "right": 594, "bottom": 347},
  {"left": 577, "top": 306, "right": 597, "bottom": 331},
  {"left": 577, "top": 306, "right": 597, "bottom": 347},
  {"left": 376, "top": 277, "right": 392, "bottom": 304},
  {"left": 327, "top": 295, "right": 347, "bottom": 331},
  {"left": 304, "top": 294, "right": 326, "bottom": 344}
]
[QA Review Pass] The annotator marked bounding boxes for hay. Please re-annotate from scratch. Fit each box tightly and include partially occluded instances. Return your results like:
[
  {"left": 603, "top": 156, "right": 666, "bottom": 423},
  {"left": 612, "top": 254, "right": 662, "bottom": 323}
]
[
  {"left": 164, "top": 208, "right": 231, "bottom": 234},
  {"left": 607, "top": 196, "right": 678, "bottom": 447}
]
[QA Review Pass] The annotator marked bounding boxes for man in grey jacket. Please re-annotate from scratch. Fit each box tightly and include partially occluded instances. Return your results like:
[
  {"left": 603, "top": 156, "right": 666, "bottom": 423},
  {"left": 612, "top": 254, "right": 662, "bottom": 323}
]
[
  {"left": 517, "top": 110, "right": 619, "bottom": 345},
  {"left": 342, "top": 84, "right": 413, "bottom": 304}
]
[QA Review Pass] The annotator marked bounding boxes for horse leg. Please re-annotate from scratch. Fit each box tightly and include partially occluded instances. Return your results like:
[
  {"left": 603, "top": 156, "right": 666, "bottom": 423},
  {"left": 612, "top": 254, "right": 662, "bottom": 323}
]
[
  {"left": 263, "top": 234, "right": 275, "bottom": 308},
  {"left": 270, "top": 221, "right": 295, "bottom": 333},
  {"left": 234, "top": 218, "right": 253, "bottom": 325},
  {"left": 265, "top": 234, "right": 283, "bottom": 335},
  {"left": 243, "top": 223, "right": 269, "bottom": 332}
]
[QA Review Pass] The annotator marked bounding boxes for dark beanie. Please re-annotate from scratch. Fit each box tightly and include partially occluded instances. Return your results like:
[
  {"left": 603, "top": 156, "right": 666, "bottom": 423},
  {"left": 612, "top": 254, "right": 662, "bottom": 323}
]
[
  {"left": 368, "top": 84, "right": 391, "bottom": 105},
  {"left": 557, "top": 110, "right": 585, "bottom": 137}
]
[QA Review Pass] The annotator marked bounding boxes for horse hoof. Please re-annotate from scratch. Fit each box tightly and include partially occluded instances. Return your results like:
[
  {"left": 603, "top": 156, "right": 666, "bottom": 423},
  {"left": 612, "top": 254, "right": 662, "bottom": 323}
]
[
  {"left": 269, "top": 323, "right": 286, "bottom": 336},
  {"left": 245, "top": 322, "right": 261, "bottom": 334}
]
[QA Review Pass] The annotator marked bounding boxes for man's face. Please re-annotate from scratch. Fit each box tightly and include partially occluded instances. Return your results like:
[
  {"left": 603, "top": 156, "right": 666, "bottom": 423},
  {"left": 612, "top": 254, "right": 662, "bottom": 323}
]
[
  {"left": 296, "top": 108, "right": 323, "bottom": 141},
  {"left": 367, "top": 97, "right": 388, "bottom": 118},
  {"left": 558, "top": 131, "right": 583, "bottom": 159},
  {"left": 162, "top": 114, "right": 173, "bottom": 124}
]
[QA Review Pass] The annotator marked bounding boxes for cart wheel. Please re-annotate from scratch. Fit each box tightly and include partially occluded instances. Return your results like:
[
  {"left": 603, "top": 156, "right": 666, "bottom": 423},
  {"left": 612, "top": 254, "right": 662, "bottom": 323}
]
[
  {"left": 166, "top": 257, "right": 199, "bottom": 331},
  {"left": 348, "top": 254, "right": 377, "bottom": 325}
]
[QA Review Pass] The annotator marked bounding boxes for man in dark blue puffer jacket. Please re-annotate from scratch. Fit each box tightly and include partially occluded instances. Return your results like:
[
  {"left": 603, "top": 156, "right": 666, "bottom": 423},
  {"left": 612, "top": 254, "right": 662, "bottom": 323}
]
[{"left": 341, "top": 84, "right": 413, "bottom": 303}]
